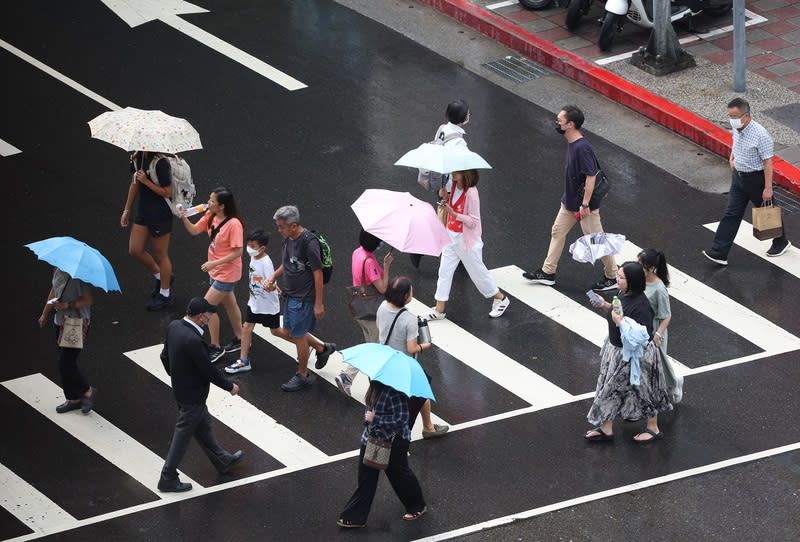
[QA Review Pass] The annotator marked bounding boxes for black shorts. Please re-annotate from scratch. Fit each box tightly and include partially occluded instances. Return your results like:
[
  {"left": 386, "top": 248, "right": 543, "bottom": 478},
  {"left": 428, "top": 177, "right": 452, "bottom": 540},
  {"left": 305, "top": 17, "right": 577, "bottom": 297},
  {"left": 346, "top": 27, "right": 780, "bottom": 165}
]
[
  {"left": 134, "top": 216, "right": 173, "bottom": 238},
  {"left": 245, "top": 306, "right": 280, "bottom": 328}
]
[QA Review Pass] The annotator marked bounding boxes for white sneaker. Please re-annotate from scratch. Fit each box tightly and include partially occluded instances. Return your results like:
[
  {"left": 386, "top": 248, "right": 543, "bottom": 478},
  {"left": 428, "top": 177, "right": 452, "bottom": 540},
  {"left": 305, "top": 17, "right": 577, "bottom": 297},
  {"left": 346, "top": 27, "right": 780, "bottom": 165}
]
[
  {"left": 335, "top": 374, "right": 352, "bottom": 396},
  {"left": 423, "top": 308, "right": 446, "bottom": 321},
  {"left": 489, "top": 296, "right": 510, "bottom": 318}
]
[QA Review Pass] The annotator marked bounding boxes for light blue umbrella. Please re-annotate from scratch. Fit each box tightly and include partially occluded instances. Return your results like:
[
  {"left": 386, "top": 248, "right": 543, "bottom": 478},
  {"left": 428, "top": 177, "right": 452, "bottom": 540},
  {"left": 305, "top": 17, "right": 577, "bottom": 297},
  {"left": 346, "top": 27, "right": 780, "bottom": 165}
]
[
  {"left": 340, "top": 343, "right": 435, "bottom": 401},
  {"left": 394, "top": 143, "right": 491, "bottom": 174},
  {"left": 25, "top": 236, "right": 121, "bottom": 292}
]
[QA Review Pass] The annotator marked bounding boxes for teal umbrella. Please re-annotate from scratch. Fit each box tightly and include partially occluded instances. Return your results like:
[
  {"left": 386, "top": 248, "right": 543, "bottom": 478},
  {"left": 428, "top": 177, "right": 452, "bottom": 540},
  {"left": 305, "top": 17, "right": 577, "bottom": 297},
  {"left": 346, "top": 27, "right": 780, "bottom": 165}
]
[
  {"left": 339, "top": 343, "right": 435, "bottom": 401},
  {"left": 26, "top": 237, "right": 121, "bottom": 292}
]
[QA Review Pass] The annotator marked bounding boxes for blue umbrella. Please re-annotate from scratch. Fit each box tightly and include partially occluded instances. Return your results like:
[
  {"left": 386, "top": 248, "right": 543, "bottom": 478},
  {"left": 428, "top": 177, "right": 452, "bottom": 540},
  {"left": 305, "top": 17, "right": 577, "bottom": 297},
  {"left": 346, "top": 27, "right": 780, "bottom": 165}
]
[
  {"left": 25, "top": 237, "right": 121, "bottom": 292},
  {"left": 340, "top": 343, "right": 435, "bottom": 401}
]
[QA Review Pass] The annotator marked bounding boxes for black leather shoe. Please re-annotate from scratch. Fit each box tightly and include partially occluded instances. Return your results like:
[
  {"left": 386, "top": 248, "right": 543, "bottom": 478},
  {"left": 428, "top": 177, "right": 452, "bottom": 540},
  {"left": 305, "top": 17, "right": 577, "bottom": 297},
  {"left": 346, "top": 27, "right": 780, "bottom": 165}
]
[
  {"left": 151, "top": 274, "right": 175, "bottom": 298},
  {"left": 56, "top": 400, "right": 82, "bottom": 414},
  {"left": 157, "top": 479, "right": 192, "bottom": 493},
  {"left": 219, "top": 450, "right": 244, "bottom": 474}
]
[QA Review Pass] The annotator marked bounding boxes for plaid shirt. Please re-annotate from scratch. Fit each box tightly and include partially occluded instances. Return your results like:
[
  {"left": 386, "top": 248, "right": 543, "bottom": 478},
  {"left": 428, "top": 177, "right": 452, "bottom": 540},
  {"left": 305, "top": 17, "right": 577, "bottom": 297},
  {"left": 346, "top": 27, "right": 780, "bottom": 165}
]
[
  {"left": 732, "top": 119, "right": 773, "bottom": 173},
  {"left": 361, "top": 387, "right": 411, "bottom": 446}
]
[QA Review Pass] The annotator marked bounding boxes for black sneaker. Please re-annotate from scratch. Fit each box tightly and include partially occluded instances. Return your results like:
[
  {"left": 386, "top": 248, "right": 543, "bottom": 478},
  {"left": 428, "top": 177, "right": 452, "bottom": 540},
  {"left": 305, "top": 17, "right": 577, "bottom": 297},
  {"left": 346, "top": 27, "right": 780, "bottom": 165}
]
[
  {"left": 591, "top": 277, "right": 618, "bottom": 291},
  {"left": 766, "top": 239, "right": 791, "bottom": 257},
  {"left": 223, "top": 337, "right": 241, "bottom": 353},
  {"left": 522, "top": 268, "right": 556, "bottom": 286},
  {"left": 151, "top": 274, "right": 175, "bottom": 298},
  {"left": 701, "top": 249, "right": 728, "bottom": 266},
  {"left": 314, "top": 342, "right": 337, "bottom": 370},
  {"left": 146, "top": 293, "right": 174, "bottom": 311},
  {"left": 281, "top": 372, "right": 312, "bottom": 392},
  {"left": 209, "top": 344, "right": 225, "bottom": 363},
  {"left": 410, "top": 253, "right": 422, "bottom": 269}
]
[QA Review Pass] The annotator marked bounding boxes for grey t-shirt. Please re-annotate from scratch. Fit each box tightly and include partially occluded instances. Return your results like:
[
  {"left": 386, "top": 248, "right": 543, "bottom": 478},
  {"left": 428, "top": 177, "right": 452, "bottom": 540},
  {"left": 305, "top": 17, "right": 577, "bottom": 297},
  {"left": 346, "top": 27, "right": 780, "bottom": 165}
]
[
  {"left": 281, "top": 229, "right": 322, "bottom": 303},
  {"left": 377, "top": 301, "right": 418, "bottom": 353},
  {"left": 52, "top": 268, "right": 91, "bottom": 325}
]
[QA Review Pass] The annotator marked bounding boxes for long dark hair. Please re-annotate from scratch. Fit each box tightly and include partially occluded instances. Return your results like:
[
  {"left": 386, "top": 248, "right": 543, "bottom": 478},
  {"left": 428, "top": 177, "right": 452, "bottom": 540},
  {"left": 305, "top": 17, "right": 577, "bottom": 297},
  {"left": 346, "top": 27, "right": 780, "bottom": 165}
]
[
  {"left": 620, "top": 261, "right": 646, "bottom": 296},
  {"left": 365, "top": 379, "right": 387, "bottom": 409},
  {"left": 209, "top": 186, "right": 243, "bottom": 230},
  {"left": 638, "top": 248, "right": 669, "bottom": 286}
]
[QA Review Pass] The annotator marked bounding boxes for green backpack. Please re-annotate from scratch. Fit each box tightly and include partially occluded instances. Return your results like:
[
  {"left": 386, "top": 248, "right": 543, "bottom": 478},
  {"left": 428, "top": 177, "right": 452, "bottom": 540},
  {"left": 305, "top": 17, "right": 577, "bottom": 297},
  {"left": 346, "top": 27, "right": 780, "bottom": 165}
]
[{"left": 299, "top": 229, "right": 333, "bottom": 284}]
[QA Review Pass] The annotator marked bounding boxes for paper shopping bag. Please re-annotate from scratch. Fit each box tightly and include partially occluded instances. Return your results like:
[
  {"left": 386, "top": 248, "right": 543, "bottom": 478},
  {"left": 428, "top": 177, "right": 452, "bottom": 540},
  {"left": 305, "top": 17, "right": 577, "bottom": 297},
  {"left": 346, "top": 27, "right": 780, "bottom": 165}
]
[{"left": 752, "top": 202, "right": 782, "bottom": 240}]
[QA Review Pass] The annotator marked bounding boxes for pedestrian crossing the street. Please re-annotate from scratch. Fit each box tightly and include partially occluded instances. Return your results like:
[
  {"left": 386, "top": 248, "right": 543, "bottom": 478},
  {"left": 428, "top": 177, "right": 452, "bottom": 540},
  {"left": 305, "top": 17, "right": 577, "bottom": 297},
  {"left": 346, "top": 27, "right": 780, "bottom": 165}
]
[{"left": 3, "top": 224, "right": 799, "bottom": 541}]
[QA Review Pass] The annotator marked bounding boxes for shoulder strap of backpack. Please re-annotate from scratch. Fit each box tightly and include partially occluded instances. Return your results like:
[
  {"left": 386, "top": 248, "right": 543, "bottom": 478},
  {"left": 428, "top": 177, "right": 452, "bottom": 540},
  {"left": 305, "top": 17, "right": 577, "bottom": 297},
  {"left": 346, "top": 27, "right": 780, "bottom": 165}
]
[{"left": 441, "top": 131, "right": 463, "bottom": 144}]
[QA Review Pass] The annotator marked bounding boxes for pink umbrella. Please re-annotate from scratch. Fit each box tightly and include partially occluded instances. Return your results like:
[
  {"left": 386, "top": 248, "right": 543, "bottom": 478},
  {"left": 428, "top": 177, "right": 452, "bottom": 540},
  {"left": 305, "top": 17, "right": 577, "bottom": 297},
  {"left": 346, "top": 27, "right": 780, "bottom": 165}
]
[{"left": 351, "top": 189, "right": 450, "bottom": 256}]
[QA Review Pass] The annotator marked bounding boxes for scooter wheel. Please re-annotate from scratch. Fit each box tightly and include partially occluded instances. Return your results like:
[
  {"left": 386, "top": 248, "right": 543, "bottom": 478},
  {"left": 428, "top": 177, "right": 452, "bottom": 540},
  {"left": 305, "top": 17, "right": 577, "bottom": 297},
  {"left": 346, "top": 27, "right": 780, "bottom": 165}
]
[
  {"left": 519, "top": 0, "right": 553, "bottom": 9},
  {"left": 566, "top": 0, "right": 584, "bottom": 31},
  {"left": 598, "top": 12, "right": 619, "bottom": 51}
]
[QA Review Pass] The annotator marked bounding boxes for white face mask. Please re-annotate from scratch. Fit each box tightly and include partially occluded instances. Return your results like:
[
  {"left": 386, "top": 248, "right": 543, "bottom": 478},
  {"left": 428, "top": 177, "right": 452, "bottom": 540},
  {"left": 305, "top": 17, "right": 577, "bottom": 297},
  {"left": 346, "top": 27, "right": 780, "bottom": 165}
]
[
  {"left": 729, "top": 117, "right": 743, "bottom": 130},
  {"left": 246, "top": 247, "right": 261, "bottom": 258}
]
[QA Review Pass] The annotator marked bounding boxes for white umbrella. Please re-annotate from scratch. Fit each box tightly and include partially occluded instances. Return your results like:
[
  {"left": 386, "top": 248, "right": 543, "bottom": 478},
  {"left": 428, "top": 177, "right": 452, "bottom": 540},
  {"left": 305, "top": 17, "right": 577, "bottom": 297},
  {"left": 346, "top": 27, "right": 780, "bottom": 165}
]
[
  {"left": 394, "top": 143, "right": 491, "bottom": 174},
  {"left": 88, "top": 107, "right": 202, "bottom": 153},
  {"left": 569, "top": 232, "right": 626, "bottom": 264}
]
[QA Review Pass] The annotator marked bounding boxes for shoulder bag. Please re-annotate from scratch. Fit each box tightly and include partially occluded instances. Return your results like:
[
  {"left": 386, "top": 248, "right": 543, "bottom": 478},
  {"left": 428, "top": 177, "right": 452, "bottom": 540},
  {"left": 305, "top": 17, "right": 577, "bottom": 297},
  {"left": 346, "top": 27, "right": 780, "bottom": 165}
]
[
  {"left": 345, "top": 257, "right": 383, "bottom": 320},
  {"left": 580, "top": 151, "right": 611, "bottom": 208},
  {"left": 56, "top": 279, "right": 88, "bottom": 349}
]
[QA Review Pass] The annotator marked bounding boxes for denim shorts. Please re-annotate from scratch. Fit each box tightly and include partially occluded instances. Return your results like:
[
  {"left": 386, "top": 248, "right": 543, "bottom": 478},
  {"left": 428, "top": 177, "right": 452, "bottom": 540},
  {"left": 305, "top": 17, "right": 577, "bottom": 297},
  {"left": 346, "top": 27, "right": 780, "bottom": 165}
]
[
  {"left": 209, "top": 278, "right": 236, "bottom": 293},
  {"left": 282, "top": 298, "right": 315, "bottom": 338}
]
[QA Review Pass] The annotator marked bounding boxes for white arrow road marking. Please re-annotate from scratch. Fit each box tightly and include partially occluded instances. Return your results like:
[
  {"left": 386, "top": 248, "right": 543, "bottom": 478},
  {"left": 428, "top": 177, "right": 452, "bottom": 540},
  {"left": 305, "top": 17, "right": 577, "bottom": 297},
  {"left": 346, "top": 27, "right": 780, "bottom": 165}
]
[
  {"left": 0, "top": 138, "right": 22, "bottom": 156},
  {"left": 1, "top": 373, "right": 201, "bottom": 498},
  {"left": 704, "top": 221, "right": 800, "bottom": 279},
  {"left": 0, "top": 39, "right": 120, "bottom": 110},
  {"left": 125, "top": 345, "right": 329, "bottom": 469},
  {"left": 0, "top": 461, "right": 77, "bottom": 535},
  {"left": 100, "top": 0, "right": 307, "bottom": 91}
]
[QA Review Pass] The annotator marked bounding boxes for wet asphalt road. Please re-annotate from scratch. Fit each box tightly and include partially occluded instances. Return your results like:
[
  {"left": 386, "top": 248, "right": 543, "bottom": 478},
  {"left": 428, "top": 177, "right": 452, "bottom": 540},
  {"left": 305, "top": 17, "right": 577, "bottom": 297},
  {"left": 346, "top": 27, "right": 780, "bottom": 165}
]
[{"left": 2, "top": 0, "right": 799, "bottom": 540}]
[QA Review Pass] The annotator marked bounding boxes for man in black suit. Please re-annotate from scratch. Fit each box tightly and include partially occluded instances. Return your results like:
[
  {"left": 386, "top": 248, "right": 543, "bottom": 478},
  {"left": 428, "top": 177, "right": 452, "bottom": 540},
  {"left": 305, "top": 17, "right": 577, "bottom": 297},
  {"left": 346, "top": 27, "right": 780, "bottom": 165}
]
[{"left": 158, "top": 297, "right": 243, "bottom": 492}]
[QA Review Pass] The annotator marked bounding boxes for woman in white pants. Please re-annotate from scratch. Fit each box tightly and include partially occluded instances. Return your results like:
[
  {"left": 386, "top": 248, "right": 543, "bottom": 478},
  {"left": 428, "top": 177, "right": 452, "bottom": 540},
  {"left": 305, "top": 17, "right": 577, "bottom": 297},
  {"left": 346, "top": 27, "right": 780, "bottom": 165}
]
[{"left": 424, "top": 169, "right": 510, "bottom": 321}]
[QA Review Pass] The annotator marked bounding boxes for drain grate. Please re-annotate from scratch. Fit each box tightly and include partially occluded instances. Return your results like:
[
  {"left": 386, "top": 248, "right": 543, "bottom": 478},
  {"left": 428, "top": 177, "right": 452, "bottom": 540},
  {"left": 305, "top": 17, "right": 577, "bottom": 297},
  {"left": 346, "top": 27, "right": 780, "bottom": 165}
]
[
  {"left": 481, "top": 55, "right": 549, "bottom": 83},
  {"left": 774, "top": 185, "right": 800, "bottom": 215}
]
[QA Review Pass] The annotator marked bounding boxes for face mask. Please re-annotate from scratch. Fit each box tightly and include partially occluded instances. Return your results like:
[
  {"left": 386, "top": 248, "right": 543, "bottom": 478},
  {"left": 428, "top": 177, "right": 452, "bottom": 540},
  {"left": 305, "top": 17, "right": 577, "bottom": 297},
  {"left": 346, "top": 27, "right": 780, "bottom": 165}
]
[
  {"left": 246, "top": 247, "right": 261, "bottom": 258},
  {"left": 729, "top": 117, "right": 743, "bottom": 130},
  {"left": 462, "top": 113, "right": 470, "bottom": 126},
  {"left": 555, "top": 120, "right": 566, "bottom": 135}
]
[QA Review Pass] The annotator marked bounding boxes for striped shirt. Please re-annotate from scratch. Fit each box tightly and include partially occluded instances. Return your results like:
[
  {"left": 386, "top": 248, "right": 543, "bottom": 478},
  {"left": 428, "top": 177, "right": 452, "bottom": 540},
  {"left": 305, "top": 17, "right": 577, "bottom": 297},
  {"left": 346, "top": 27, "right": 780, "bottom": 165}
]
[
  {"left": 732, "top": 119, "right": 773, "bottom": 173},
  {"left": 361, "top": 387, "right": 411, "bottom": 445}
]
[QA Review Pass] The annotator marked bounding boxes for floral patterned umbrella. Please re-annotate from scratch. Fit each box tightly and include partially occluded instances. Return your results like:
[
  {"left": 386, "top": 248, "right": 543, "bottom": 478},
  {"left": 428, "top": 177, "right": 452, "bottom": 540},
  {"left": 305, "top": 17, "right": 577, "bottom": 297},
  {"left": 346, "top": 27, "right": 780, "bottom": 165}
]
[{"left": 88, "top": 107, "right": 202, "bottom": 153}]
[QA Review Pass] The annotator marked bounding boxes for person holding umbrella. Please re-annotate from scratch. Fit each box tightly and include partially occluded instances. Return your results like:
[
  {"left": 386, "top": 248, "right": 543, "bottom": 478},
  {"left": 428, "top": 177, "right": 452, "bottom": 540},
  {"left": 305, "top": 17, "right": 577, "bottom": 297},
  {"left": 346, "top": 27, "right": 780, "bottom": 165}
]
[{"left": 424, "top": 169, "right": 510, "bottom": 321}]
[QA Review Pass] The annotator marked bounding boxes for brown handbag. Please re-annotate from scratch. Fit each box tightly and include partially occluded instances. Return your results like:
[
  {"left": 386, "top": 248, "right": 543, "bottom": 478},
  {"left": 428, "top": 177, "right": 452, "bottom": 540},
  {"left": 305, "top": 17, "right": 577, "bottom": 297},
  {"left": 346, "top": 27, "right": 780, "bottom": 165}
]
[{"left": 345, "top": 257, "right": 383, "bottom": 320}]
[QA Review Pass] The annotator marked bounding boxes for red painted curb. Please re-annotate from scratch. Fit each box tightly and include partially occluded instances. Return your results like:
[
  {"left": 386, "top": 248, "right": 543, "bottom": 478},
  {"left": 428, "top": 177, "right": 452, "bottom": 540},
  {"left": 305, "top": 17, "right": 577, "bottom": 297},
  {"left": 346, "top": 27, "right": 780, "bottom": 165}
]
[{"left": 417, "top": 0, "right": 800, "bottom": 194}]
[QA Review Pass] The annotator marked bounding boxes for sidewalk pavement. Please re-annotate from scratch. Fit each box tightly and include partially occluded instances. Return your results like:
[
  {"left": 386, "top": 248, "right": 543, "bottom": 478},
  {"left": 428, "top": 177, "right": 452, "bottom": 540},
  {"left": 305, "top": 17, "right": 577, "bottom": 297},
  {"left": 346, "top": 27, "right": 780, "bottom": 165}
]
[{"left": 418, "top": 0, "right": 800, "bottom": 194}]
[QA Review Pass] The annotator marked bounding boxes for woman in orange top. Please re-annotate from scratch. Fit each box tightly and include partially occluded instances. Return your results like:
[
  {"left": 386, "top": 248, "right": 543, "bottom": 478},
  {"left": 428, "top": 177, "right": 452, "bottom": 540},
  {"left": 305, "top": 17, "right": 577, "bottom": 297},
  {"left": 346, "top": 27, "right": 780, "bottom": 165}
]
[{"left": 181, "top": 186, "right": 244, "bottom": 362}]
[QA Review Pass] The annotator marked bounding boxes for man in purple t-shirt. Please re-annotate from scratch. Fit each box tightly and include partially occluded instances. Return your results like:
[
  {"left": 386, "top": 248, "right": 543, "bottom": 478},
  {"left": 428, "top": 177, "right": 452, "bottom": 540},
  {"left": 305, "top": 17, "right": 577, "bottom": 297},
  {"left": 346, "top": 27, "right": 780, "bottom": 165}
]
[{"left": 523, "top": 105, "right": 618, "bottom": 291}]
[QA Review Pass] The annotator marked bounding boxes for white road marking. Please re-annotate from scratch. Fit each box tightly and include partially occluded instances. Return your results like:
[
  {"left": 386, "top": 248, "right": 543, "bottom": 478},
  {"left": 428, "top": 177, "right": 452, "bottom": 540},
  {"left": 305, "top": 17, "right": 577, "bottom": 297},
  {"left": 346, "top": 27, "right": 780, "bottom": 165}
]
[
  {"left": 0, "top": 138, "right": 22, "bottom": 156},
  {"left": 486, "top": 0, "right": 518, "bottom": 9},
  {"left": 0, "top": 461, "right": 77, "bottom": 535},
  {"left": 1, "top": 373, "right": 200, "bottom": 497},
  {"left": 412, "top": 441, "right": 800, "bottom": 541},
  {"left": 704, "top": 221, "right": 800, "bottom": 279},
  {"left": 125, "top": 345, "right": 329, "bottom": 469},
  {"left": 405, "top": 298, "right": 574, "bottom": 409},
  {"left": 0, "top": 39, "right": 121, "bottom": 111},
  {"left": 596, "top": 10, "right": 766, "bottom": 65}
]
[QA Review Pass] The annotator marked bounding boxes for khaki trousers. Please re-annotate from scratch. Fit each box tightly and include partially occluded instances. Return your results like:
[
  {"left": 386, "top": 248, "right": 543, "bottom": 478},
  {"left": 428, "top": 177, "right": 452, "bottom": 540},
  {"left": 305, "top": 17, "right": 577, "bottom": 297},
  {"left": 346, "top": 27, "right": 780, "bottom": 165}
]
[{"left": 542, "top": 203, "right": 618, "bottom": 279}]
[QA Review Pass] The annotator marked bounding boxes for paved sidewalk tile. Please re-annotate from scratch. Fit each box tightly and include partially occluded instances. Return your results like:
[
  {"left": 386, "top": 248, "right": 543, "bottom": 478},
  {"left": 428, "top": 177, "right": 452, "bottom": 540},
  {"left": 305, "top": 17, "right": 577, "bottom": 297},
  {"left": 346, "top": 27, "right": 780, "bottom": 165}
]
[
  {"left": 753, "top": 36, "right": 794, "bottom": 51},
  {"left": 766, "top": 62, "right": 800, "bottom": 75},
  {"left": 748, "top": 52, "right": 787, "bottom": 66},
  {"left": 754, "top": 67, "right": 781, "bottom": 79},
  {"left": 762, "top": 21, "right": 800, "bottom": 36},
  {"left": 776, "top": 45, "right": 800, "bottom": 60}
]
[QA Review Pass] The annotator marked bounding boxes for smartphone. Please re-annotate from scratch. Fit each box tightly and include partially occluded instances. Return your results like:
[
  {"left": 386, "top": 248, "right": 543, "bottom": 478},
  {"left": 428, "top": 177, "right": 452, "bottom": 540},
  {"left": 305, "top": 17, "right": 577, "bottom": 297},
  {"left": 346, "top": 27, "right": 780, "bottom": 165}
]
[{"left": 586, "top": 290, "right": 603, "bottom": 307}]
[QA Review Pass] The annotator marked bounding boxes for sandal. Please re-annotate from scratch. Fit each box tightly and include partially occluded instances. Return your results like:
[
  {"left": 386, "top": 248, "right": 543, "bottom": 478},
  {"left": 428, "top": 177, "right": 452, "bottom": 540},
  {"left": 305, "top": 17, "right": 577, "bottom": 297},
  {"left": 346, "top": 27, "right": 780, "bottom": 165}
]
[
  {"left": 633, "top": 428, "right": 663, "bottom": 443},
  {"left": 584, "top": 427, "right": 613, "bottom": 441},
  {"left": 402, "top": 506, "right": 428, "bottom": 521},
  {"left": 336, "top": 519, "right": 365, "bottom": 528}
]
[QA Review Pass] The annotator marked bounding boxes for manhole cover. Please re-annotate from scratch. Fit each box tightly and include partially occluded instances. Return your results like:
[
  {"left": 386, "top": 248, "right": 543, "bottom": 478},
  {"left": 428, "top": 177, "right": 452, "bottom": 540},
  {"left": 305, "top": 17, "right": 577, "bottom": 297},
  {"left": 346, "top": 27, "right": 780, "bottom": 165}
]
[
  {"left": 481, "top": 55, "right": 549, "bottom": 83},
  {"left": 773, "top": 185, "right": 800, "bottom": 215}
]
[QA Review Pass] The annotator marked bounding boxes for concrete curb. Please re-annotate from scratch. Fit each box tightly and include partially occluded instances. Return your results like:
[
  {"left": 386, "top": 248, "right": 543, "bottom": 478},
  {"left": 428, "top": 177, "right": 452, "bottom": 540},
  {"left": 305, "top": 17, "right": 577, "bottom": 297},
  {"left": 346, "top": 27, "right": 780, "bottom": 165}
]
[{"left": 417, "top": 0, "right": 800, "bottom": 194}]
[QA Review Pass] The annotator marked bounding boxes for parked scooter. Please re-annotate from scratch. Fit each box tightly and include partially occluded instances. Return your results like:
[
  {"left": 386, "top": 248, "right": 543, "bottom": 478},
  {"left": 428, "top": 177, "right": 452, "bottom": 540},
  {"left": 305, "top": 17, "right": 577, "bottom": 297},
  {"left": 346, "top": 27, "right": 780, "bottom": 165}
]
[{"left": 520, "top": 0, "right": 554, "bottom": 9}]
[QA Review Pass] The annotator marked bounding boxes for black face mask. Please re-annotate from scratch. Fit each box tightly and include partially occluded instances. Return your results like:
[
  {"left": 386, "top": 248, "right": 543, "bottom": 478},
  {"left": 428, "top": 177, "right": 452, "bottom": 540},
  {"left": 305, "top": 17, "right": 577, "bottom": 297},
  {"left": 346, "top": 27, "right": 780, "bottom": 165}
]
[{"left": 554, "top": 120, "right": 566, "bottom": 135}]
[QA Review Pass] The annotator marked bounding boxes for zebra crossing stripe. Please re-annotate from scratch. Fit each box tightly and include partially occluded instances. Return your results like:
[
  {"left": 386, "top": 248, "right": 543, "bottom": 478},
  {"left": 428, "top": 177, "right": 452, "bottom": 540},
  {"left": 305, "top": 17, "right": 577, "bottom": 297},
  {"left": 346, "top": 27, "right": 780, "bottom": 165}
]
[
  {"left": 704, "top": 221, "right": 800, "bottom": 279},
  {"left": 0, "top": 460, "right": 76, "bottom": 535},
  {"left": 404, "top": 298, "right": 574, "bottom": 409},
  {"left": 125, "top": 346, "right": 329, "bottom": 469},
  {"left": 1, "top": 373, "right": 202, "bottom": 497}
]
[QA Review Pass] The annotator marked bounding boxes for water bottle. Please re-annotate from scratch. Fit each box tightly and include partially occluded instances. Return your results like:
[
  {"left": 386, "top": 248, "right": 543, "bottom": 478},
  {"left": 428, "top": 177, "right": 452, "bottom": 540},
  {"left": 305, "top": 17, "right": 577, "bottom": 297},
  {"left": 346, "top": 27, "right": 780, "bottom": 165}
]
[
  {"left": 417, "top": 317, "right": 431, "bottom": 345},
  {"left": 177, "top": 203, "right": 206, "bottom": 217},
  {"left": 612, "top": 295, "right": 622, "bottom": 315}
]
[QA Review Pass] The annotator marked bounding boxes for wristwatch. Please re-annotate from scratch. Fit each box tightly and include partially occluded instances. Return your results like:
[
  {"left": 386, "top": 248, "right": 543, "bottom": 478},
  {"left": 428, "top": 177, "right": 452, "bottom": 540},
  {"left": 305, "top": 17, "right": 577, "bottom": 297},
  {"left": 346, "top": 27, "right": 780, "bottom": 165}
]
[{"left": 580, "top": 203, "right": 589, "bottom": 209}]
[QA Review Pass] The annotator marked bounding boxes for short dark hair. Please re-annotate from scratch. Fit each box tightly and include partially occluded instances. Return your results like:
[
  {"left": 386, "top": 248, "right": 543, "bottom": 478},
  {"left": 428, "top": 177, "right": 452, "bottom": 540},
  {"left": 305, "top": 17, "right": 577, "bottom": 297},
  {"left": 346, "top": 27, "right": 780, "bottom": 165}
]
[
  {"left": 620, "top": 261, "right": 646, "bottom": 296},
  {"left": 247, "top": 229, "right": 270, "bottom": 248},
  {"left": 359, "top": 229, "right": 381, "bottom": 253},
  {"left": 385, "top": 276, "right": 412, "bottom": 307},
  {"left": 727, "top": 97, "right": 750, "bottom": 115},
  {"left": 561, "top": 105, "right": 584, "bottom": 130},
  {"left": 446, "top": 100, "right": 469, "bottom": 124}
]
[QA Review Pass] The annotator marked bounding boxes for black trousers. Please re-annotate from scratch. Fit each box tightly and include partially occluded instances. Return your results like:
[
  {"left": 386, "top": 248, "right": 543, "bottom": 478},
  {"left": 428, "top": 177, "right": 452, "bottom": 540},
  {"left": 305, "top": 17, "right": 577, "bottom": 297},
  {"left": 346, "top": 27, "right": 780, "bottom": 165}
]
[
  {"left": 56, "top": 327, "right": 89, "bottom": 400},
  {"left": 339, "top": 439, "right": 426, "bottom": 525},
  {"left": 160, "top": 402, "right": 232, "bottom": 481}
]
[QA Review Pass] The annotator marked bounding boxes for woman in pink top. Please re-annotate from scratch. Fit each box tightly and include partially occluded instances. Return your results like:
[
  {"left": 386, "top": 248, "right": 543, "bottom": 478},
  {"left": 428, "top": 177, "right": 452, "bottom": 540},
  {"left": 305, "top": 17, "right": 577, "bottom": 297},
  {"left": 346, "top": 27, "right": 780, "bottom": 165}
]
[
  {"left": 180, "top": 186, "right": 244, "bottom": 362},
  {"left": 424, "top": 169, "right": 510, "bottom": 321}
]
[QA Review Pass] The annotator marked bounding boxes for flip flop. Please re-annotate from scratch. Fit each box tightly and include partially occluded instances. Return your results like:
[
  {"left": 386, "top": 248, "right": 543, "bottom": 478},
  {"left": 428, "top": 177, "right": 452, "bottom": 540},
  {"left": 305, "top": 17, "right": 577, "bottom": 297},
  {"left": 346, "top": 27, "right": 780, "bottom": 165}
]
[
  {"left": 584, "top": 427, "right": 613, "bottom": 441},
  {"left": 633, "top": 428, "right": 664, "bottom": 443},
  {"left": 402, "top": 506, "right": 428, "bottom": 521}
]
